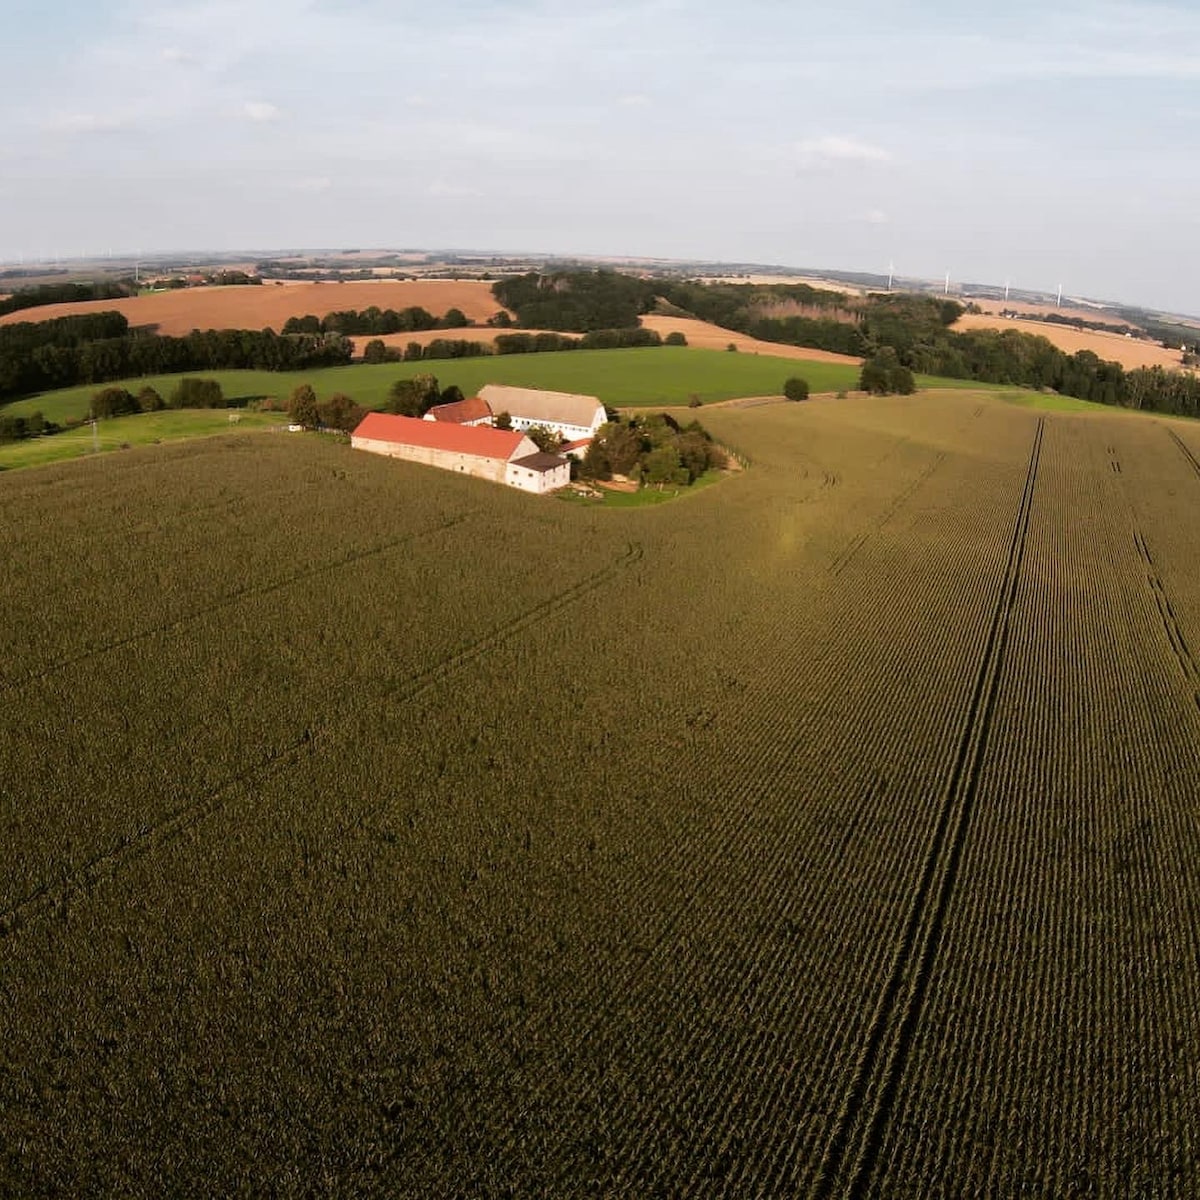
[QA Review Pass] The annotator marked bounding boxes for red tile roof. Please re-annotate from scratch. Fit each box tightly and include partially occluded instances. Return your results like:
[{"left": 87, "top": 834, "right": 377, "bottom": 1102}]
[
  {"left": 352, "top": 411, "right": 528, "bottom": 460},
  {"left": 426, "top": 395, "right": 491, "bottom": 424}
]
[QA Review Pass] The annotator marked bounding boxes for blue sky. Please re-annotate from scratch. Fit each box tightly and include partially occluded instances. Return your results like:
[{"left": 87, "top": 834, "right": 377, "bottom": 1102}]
[{"left": 2, "top": 0, "right": 1198, "bottom": 313}]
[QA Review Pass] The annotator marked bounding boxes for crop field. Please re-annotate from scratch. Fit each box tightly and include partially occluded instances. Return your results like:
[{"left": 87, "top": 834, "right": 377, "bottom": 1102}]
[
  {"left": 2, "top": 347, "right": 874, "bottom": 425},
  {"left": 0, "top": 279, "right": 506, "bottom": 336},
  {"left": 2, "top": 392, "right": 1199, "bottom": 1194}
]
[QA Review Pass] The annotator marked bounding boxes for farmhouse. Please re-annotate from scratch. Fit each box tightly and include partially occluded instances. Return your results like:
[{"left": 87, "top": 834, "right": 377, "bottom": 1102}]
[
  {"left": 351, "top": 411, "right": 569, "bottom": 493},
  {"left": 423, "top": 395, "right": 492, "bottom": 426},
  {"left": 478, "top": 384, "right": 606, "bottom": 443}
]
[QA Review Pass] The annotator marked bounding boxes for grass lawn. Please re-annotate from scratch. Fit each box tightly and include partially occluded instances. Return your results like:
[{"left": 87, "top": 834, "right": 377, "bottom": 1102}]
[
  {"left": 3, "top": 347, "right": 935, "bottom": 426},
  {"left": 0, "top": 410, "right": 284, "bottom": 471}
]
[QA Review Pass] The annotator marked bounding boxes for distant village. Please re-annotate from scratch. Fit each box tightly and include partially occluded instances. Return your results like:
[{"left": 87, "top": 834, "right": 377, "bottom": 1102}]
[{"left": 350, "top": 384, "right": 606, "bottom": 494}]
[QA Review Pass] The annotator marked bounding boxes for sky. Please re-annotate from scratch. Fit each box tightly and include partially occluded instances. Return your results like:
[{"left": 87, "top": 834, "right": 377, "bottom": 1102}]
[{"left": 2, "top": 0, "right": 1198, "bottom": 313}]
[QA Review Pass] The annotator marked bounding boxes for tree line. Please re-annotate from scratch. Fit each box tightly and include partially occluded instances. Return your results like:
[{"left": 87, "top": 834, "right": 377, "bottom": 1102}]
[
  {"left": 360, "top": 326, "right": 675, "bottom": 365},
  {"left": 492, "top": 270, "right": 658, "bottom": 331},
  {"left": 0, "top": 313, "right": 352, "bottom": 401},
  {"left": 0, "top": 280, "right": 137, "bottom": 317},
  {"left": 282, "top": 305, "right": 471, "bottom": 336}
]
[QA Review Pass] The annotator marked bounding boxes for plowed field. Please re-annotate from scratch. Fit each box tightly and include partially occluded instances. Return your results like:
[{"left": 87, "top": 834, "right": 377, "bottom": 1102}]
[{"left": 2, "top": 393, "right": 1198, "bottom": 1195}]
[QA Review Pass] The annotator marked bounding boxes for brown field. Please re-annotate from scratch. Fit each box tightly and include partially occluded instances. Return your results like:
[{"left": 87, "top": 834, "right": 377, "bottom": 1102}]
[
  {"left": 640, "top": 314, "right": 862, "bottom": 363},
  {"left": 967, "top": 298, "right": 1138, "bottom": 326},
  {"left": 954, "top": 312, "right": 1188, "bottom": 371},
  {"left": 347, "top": 328, "right": 561, "bottom": 357},
  {"left": 0, "top": 280, "right": 506, "bottom": 336}
]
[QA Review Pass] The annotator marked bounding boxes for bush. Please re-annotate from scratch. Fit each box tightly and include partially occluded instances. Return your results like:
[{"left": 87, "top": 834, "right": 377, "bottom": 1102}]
[
  {"left": 783, "top": 377, "right": 810, "bottom": 402},
  {"left": 91, "top": 386, "right": 139, "bottom": 419},
  {"left": 136, "top": 386, "right": 164, "bottom": 412},
  {"left": 665, "top": 331, "right": 688, "bottom": 347},
  {"left": 687, "top": 394, "right": 702, "bottom": 408},
  {"left": 170, "top": 377, "right": 225, "bottom": 409}
]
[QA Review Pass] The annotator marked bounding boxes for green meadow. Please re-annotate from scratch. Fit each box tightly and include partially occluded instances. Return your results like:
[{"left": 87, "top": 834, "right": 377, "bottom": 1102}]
[
  {"left": 1, "top": 346, "right": 970, "bottom": 427},
  {"left": 0, "top": 409, "right": 284, "bottom": 471}
]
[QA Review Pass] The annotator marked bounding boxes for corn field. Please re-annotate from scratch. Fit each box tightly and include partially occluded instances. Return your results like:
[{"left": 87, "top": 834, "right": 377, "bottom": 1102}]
[{"left": 1, "top": 392, "right": 1198, "bottom": 1195}]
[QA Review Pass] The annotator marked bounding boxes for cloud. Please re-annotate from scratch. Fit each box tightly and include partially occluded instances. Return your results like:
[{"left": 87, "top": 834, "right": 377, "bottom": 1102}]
[
  {"left": 241, "top": 101, "right": 281, "bottom": 122},
  {"left": 859, "top": 208, "right": 889, "bottom": 225},
  {"left": 161, "top": 47, "right": 199, "bottom": 65},
  {"left": 795, "top": 136, "right": 892, "bottom": 168},
  {"left": 43, "top": 112, "right": 130, "bottom": 135},
  {"left": 616, "top": 93, "right": 649, "bottom": 107},
  {"left": 428, "top": 180, "right": 482, "bottom": 199},
  {"left": 294, "top": 176, "right": 332, "bottom": 192}
]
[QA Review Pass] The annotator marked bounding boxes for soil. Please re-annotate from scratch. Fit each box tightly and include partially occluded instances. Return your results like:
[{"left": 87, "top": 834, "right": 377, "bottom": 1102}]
[
  {"left": 0, "top": 280, "right": 507, "bottom": 336},
  {"left": 639, "top": 315, "right": 862, "bottom": 364}
]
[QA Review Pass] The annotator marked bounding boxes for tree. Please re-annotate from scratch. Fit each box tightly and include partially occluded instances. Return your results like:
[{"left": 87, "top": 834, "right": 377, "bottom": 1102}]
[
  {"left": 288, "top": 383, "right": 320, "bottom": 429},
  {"left": 170, "top": 377, "right": 225, "bottom": 408},
  {"left": 440, "top": 307, "right": 469, "bottom": 328},
  {"left": 494, "top": 410, "right": 513, "bottom": 430},
  {"left": 664, "top": 331, "right": 688, "bottom": 347},
  {"left": 136, "top": 385, "right": 164, "bottom": 412},
  {"left": 362, "top": 338, "right": 391, "bottom": 364},
  {"left": 386, "top": 373, "right": 440, "bottom": 417},
  {"left": 317, "top": 391, "right": 363, "bottom": 432},
  {"left": 525, "top": 424, "right": 563, "bottom": 453},
  {"left": 783, "top": 377, "right": 810, "bottom": 402},
  {"left": 439, "top": 385, "right": 464, "bottom": 406},
  {"left": 90, "top": 386, "right": 138, "bottom": 419}
]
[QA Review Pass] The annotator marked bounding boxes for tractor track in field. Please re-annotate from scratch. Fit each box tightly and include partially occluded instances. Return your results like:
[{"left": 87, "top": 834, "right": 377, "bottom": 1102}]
[
  {"left": 0, "top": 513, "right": 477, "bottom": 694},
  {"left": 815, "top": 418, "right": 1045, "bottom": 1199},
  {"left": 0, "top": 541, "right": 643, "bottom": 939},
  {"left": 1133, "top": 531, "right": 1200, "bottom": 711},
  {"left": 829, "top": 452, "right": 946, "bottom": 577},
  {"left": 1167, "top": 427, "right": 1200, "bottom": 480}
]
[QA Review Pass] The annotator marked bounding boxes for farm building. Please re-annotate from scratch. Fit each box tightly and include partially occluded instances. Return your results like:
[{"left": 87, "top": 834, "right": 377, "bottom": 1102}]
[
  {"left": 351, "top": 412, "right": 568, "bottom": 493},
  {"left": 477, "top": 384, "right": 606, "bottom": 442},
  {"left": 423, "top": 395, "right": 493, "bottom": 426},
  {"left": 506, "top": 451, "right": 571, "bottom": 493}
]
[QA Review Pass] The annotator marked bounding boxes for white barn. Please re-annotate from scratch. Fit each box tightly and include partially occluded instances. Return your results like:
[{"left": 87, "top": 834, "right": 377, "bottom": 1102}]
[{"left": 477, "top": 385, "right": 606, "bottom": 443}]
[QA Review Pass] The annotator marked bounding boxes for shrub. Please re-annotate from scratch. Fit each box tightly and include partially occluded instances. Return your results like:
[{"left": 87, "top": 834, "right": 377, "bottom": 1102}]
[
  {"left": 91, "top": 386, "right": 138, "bottom": 419},
  {"left": 170, "top": 377, "right": 225, "bottom": 409},
  {"left": 665, "top": 331, "right": 688, "bottom": 347},
  {"left": 783, "top": 377, "right": 810, "bottom": 402}
]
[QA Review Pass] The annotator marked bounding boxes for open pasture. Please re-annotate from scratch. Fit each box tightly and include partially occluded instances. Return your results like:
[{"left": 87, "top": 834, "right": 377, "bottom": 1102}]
[
  {"left": 0, "top": 409, "right": 284, "bottom": 471},
  {"left": 2, "top": 392, "right": 1199, "bottom": 1194},
  {"left": 2, "top": 347, "right": 870, "bottom": 425}
]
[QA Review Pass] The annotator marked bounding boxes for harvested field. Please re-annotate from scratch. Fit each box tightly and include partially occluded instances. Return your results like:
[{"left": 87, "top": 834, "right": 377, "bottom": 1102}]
[
  {"left": 967, "top": 297, "right": 1137, "bottom": 326},
  {"left": 955, "top": 312, "right": 1187, "bottom": 371},
  {"left": 640, "top": 314, "right": 863, "bottom": 363},
  {"left": 3, "top": 393, "right": 1199, "bottom": 1195},
  {"left": 347, "top": 328, "right": 561, "bottom": 358},
  {"left": 0, "top": 280, "right": 506, "bottom": 336}
]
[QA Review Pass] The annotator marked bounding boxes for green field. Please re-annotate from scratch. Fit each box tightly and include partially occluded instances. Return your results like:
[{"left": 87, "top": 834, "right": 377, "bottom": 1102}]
[
  {"left": 3, "top": 391, "right": 1198, "bottom": 1194},
  {"left": 0, "top": 409, "right": 284, "bottom": 470},
  {"left": 0, "top": 346, "right": 966, "bottom": 426}
]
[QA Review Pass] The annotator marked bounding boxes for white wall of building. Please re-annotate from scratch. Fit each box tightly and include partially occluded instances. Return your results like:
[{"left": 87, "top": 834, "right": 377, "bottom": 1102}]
[
  {"left": 350, "top": 436, "right": 510, "bottom": 483},
  {"left": 505, "top": 460, "right": 571, "bottom": 493}
]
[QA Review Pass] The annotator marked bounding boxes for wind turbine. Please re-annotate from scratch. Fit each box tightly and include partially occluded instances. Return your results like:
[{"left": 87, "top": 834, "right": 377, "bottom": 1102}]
[{"left": 887, "top": 260, "right": 895, "bottom": 292}]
